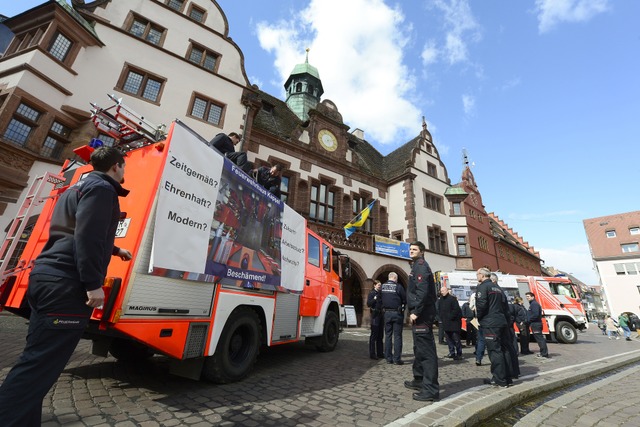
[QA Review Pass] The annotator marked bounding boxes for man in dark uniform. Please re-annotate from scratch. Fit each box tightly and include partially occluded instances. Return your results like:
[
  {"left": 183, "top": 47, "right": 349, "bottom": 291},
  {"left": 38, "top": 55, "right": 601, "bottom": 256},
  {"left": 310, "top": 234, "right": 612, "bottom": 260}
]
[
  {"left": 381, "top": 271, "right": 406, "bottom": 365},
  {"left": 438, "top": 286, "right": 463, "bottom": 360},
  {"left": 514, "top": 296, "right": 532, "bottom": 355},
  {"left": 208, "top": 131, "right": 251, "bottom": 173},
  {"left": 254, "top": 163, "right": 284, "bottom": 197},
  {"left": 0, "top": 147, "right": 132, "bottom": 426},
  {"left": 403, "top": 241, "right": 440, "bottom": 402},
  {"left": 475, "top": 268, "right": 514, "bottom": 388},
  {"left": 366, "top": 279, "right": 384, "bottom": 359},
  {"left": 526, "top": 292, "right": 549, "bottom": 358}
]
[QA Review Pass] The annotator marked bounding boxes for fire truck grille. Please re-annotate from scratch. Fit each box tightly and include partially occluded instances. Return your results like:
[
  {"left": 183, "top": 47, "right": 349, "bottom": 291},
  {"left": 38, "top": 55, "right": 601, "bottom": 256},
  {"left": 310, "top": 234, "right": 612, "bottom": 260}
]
[{"left": 184, "top": 323, "right": 208, "bottom": 359}]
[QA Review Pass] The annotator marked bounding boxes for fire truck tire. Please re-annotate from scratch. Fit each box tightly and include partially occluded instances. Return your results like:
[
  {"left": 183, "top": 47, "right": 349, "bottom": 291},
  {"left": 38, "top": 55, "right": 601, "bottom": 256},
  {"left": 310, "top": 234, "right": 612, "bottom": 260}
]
[
  {"left": 108, "top": 338, "right": 154, "bottom": 361},
  {"left": 203, "top": 308, "right": 261, "bottom": 383},
  {"left": 316, "top": 311, "right": 339, "bottom": 352},
  {"left": 555, "top": 321, "right": 577, "bottom": 344}
]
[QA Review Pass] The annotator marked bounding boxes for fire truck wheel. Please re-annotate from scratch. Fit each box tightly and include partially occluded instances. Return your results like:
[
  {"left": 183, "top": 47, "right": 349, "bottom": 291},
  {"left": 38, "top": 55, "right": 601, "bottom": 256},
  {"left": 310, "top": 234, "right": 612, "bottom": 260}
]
[
  {"left": 316, "top": 311, "right": 340, "bottom": 352},
  {"left": 555, "top": 321, "right": 578, "bottom": 344},
  {"left": 203, "top": 308, "right": 261, "bottom": 383},
  {"left": 108, "top": 338, "right": 154, "bottom": 361}
]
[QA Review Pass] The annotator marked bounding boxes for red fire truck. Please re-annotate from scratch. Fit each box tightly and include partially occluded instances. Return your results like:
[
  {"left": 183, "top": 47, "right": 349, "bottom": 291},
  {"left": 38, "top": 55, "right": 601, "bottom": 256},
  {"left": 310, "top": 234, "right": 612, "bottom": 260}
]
[
  {"left": 0, "top": 97, "right": 350, "bottom": 383},
  {"left": 437, "top": 271, "right": 588, "bottom": 343}
]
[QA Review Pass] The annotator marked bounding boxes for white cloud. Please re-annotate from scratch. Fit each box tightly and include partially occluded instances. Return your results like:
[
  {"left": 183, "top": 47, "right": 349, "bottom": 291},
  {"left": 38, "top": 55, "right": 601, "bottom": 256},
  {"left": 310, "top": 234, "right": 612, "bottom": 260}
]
[
  {"left": 462, "top": 94, "right": 475, "bottom": 115},
  {"left": 501, "top": 77, "right": 521, "bottom": 91},
  {"left": 256, "top": 0, "right": 422, "bottom": 147},
  {"left": 534, "top": 0, "right": 610, "bottom": 33},
  {"left": 421, "top": 39, "right": 439, "bottom": 66},
  {"left": 431, "top": 0, "right": 481, "bottom": 64},
  {"left": 539, "top": 244, "right": 599, "bottom": 284}
]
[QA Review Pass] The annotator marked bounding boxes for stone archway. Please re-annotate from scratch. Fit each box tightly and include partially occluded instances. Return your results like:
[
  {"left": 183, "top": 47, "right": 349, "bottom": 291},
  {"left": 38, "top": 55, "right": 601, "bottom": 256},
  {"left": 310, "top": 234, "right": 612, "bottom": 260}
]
[
  {"left": 366, "top": 264, "right": 411, "bottom": 325},
  {"left": 342, "top": 260, "right": 368, "bottom": 327}
]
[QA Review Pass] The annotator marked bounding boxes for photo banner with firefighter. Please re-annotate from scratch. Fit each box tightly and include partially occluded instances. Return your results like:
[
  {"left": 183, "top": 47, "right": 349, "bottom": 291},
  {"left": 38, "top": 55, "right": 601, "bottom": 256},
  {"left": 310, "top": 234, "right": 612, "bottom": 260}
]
[{"left": 150, "top": 122, "right": 306, "bottom": 292}]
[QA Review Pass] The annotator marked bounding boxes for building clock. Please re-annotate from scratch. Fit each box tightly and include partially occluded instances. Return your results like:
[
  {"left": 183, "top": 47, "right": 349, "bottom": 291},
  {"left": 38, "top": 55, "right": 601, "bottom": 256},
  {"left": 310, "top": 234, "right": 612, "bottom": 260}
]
[{"left": 318, "top": 129, "right": 338, "bottom": 152}]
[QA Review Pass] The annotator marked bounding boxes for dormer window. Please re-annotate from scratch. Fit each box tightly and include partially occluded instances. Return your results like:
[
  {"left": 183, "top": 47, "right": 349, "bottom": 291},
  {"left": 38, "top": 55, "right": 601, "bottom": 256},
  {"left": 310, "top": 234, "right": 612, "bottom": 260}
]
[{"left": 47, "top": 31, "right": 72, "bottom": 62}]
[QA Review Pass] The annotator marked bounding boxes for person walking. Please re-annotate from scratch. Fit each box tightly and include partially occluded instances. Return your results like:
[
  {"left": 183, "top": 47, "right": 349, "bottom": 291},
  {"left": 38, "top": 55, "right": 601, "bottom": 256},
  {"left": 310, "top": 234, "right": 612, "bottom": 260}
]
[
  {"left": 514, "top": 297, "right": 532, "bottom": 354},
  {"left": 605, "top": 315, "right": 620, "bottom": 340},
  {"left": 0, "top": 147, "right": 132, "bottom": 427},
  {"left": 476, "top": 268, "right": 514, "bottom": 387},
  {"left": 403, "top": 241, "right": 440, "bottom": 402},
  {"left": 526, "top": 292, "right": 550, "bottom": 358},
  {"left": 366, "top": 279, "right": 385, "bottom": 359},
  {"left": 618, "top": 313, "right": 632, "bottom": 341},
  {"left": 381, "top": 272, "right": 406, "bottom": 365},
  {"left": 438, "top": 287, "right": 463, "bottom": 360}
]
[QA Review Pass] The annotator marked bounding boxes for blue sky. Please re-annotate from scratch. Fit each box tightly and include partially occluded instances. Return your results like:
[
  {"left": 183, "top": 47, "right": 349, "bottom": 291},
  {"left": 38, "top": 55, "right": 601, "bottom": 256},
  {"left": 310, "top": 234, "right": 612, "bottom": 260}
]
[{"left": 6, "top": 1, "right": 639, "bottom": 284}]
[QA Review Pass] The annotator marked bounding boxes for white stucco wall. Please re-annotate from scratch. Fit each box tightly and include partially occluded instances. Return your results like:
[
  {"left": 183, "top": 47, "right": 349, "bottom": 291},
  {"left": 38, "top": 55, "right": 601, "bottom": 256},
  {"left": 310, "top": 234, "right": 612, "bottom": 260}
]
[{"left": 597, "top": 259, "right": 640, "bottom": 317}]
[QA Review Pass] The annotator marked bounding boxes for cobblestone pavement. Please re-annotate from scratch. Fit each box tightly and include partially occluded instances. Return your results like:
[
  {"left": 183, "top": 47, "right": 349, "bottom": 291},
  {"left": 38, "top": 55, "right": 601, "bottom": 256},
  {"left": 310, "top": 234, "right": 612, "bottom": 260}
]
[{"left": 1, "top": 313, "right": 639, "bottom": 426}]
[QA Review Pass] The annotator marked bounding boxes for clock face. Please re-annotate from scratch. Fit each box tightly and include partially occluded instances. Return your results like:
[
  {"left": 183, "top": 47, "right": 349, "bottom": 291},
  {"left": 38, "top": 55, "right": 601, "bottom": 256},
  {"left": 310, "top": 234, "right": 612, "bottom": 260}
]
[{"left": 318, "top": 129, "right": 338, "bottom": 152}]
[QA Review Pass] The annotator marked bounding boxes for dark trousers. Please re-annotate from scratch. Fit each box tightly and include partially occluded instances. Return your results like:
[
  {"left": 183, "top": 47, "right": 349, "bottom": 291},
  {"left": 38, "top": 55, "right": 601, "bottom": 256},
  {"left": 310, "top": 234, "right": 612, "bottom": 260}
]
[
  {"left": 384, "top": 311, "right": 404, "bottom": 362},
  {"left": 444, "top": 330, "right": 462, "bottom": 356},
  {"left": 412, "top": 324, "right": 439, "bottom": 398},
  {"left": 506, "top": 328, "right": 521, "bottom": 377},
  {"left": 483, "top": 326, "right": 514, "bottom": 385},
  {"left": 466, "top": 321, "right": 477, "bottom": 346},
  {"left": 0, "top": 274, "right": 91, "bottom": 427},
  {"left": 475, "top": 327, "right": 486, "bottom": 362},
  {"left": 369, "top": 315, "right": 384, "bottom": 357},
  {"left": 518, "top": 322, "right": 531, "bottom": 353},
  {"left": 530, "top": 321, "right": 548, "bottom": 357},
  {"left": 226, "top": 151, "right": 252, "bottom": 173}
]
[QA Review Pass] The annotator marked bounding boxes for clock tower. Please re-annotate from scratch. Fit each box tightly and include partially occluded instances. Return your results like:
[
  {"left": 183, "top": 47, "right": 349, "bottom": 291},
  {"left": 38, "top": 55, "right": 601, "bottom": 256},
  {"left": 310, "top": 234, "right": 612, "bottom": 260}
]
[{"left": 284, "top": 49, "right": 324, "bottom": 121}]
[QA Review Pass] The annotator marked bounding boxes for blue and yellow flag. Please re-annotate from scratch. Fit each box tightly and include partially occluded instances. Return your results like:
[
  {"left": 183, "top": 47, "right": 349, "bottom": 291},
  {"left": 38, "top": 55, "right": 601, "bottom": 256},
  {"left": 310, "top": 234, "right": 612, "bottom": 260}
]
[{"left": 344, "top": 199, "right": 377, "bottom": 239}]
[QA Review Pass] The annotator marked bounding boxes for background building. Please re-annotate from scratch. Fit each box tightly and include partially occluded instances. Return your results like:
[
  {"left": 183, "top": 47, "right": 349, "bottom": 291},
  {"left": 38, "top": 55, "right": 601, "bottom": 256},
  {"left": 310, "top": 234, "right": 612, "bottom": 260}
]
[
  {"left": 1, "top": 0, "right": 551, "bottom": 325},
  {"left": 584, "top": 210, "right": 640, "bottom": 317}
]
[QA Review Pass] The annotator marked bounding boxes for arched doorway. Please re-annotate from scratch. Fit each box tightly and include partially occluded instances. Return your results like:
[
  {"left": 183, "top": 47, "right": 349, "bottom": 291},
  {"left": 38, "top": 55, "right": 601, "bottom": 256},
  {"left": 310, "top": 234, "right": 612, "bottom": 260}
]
[{"left": 342, "top": 261, "right": 367, "bottom": 326}]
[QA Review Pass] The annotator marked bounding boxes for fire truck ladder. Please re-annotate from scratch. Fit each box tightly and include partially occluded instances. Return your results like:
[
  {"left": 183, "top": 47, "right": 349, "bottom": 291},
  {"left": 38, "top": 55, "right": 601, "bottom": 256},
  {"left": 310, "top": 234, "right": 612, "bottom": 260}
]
[
  {"left": 0, "top": 172, "right": 66, "bottom": 284},
  {"left": 90, "top": 94, "right": 167, "bottom": 145}
]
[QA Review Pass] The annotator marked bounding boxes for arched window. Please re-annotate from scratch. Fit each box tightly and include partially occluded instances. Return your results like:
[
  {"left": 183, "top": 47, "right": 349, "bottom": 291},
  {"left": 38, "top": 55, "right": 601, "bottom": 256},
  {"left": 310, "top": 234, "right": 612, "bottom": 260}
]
[{"left": 295, "top": 82, "right": 302, "bottom": 92}]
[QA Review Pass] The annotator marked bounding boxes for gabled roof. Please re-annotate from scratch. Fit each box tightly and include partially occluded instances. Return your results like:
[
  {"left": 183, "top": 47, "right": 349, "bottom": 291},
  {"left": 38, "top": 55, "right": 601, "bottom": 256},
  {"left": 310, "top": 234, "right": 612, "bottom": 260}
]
[{"left": 488, "top": 212, "right": 541, "bottom": 259}]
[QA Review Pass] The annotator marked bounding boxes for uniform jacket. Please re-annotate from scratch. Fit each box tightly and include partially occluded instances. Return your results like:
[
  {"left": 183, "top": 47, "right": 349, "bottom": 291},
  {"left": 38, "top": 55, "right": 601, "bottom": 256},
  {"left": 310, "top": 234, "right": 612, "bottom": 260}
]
[
  {"left": 475, "top": 279, "right": 509, "bottom": 328},
  {"left": 527, "top": 299, "right": 543, "bottom": 323},
  {"left": 209, "top": 133, "right": 235, "bottom": 155},
  {"left": 367, "top": 288, "right": 383, "bottom": 320},
  {"left": 380, "top": 280, "right": 406, "bottom": 310},
  {"left": 514, "top": 303, "right": 528, "bottom": 324},
  {"left": 407, "top": 257, "right": 437, "bottom": 323},
  {"left": 256, "top": 166, "right": 281, "bottom": 197},
  {"left": 32, "top": 171, "right": 129, "bottom": 291}
]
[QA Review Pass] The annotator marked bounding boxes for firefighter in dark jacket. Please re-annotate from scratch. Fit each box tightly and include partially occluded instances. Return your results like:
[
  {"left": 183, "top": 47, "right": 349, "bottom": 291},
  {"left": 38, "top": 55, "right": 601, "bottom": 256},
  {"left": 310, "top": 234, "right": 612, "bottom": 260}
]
[
  {"left": 475, "top": 268, "right": 514, "bottom": 387},
  {"left": 366, "top": 279, "right": 385, "bottom": 359},
  {"left": 381, "top": 271, "right": 406, "bottom": 364},
  {"left": 526, "top": 292, "right": 549, "bottom": 358},
  {"left": 0, "top": 147, "right": 132, "bottom": 426},
  {"left": 514, "top": 296, "right": 532, "bottom": 354},
  {"left": 403, "top": 241, "right": 440, "bottom": 402}
]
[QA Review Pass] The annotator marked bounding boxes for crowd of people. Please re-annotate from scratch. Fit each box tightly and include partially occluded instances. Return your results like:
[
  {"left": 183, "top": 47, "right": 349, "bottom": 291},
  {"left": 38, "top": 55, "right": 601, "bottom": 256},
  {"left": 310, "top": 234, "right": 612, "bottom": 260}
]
[{"left": 367, "top": 258, "right": 557, "bottom": 401}]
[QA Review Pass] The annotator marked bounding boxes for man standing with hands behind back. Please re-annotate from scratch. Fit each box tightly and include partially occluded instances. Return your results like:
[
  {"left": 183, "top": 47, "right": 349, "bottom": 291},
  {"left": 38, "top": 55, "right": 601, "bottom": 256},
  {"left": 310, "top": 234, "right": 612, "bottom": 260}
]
[
  {"left": 0, "top": 147, "right": 132, "bottom": 426},
  {"left": 403, "top": 241, "right": 440, "bottom": 402}
]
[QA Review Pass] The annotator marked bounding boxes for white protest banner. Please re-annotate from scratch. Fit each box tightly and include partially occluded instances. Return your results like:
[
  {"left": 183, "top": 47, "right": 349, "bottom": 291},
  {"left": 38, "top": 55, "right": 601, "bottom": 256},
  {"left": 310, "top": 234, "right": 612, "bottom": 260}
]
[
  {"left": 151, "top": 122, "right": 223, "bottom": 273},
  {"left": 281, "top": 204, "right": 306, "bottom": 292}
]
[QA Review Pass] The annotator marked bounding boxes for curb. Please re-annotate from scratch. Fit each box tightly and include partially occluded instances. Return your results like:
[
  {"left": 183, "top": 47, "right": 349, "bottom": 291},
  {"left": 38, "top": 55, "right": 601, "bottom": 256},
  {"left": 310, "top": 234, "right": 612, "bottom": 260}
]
[{"left": 389, "top": 349, "right": 640, "bottom": 427}]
